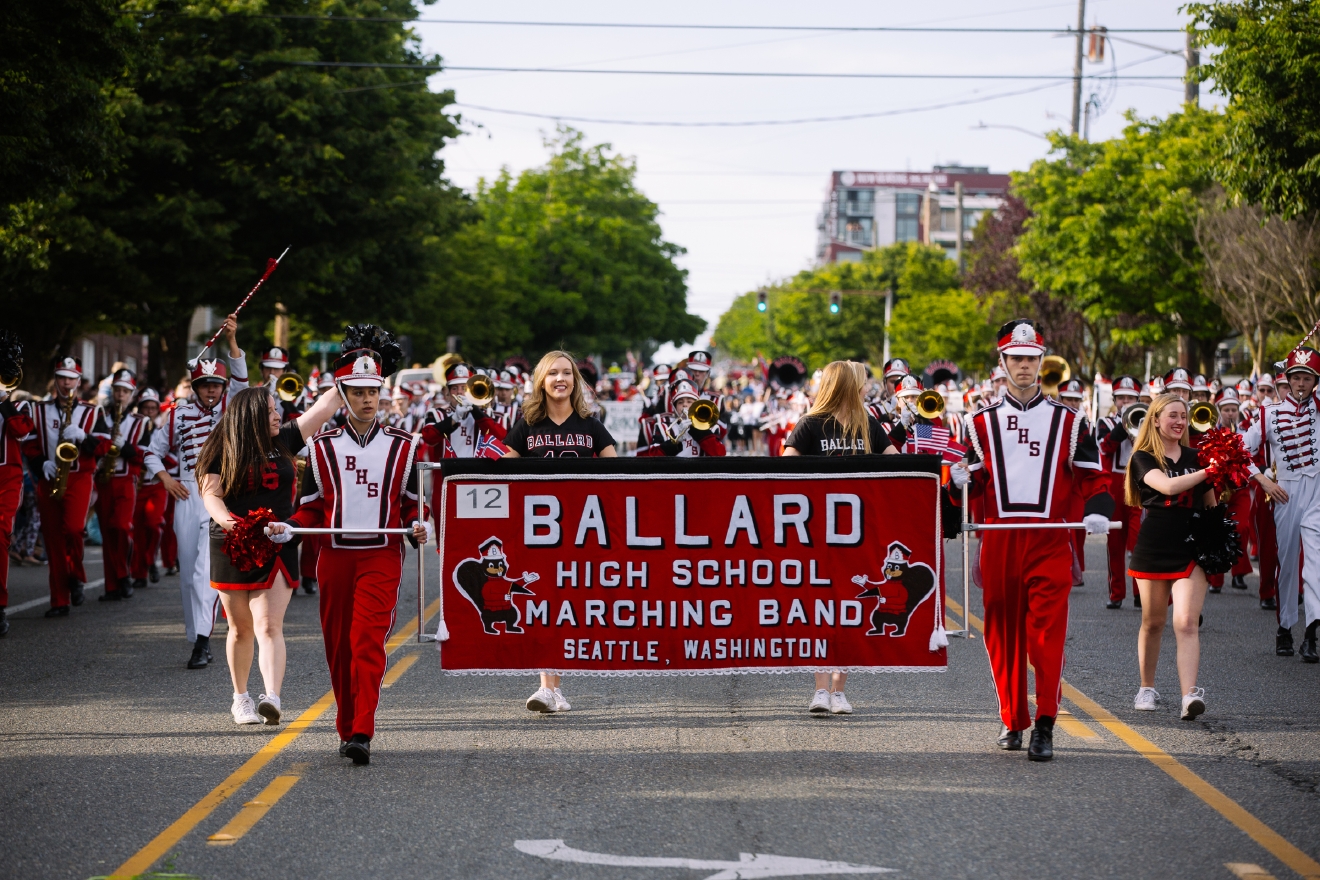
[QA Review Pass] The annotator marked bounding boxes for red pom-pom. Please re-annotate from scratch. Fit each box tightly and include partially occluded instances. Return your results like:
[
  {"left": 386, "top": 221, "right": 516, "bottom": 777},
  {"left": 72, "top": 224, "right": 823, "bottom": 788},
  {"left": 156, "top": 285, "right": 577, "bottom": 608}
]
[
  {"left": 222, "top": 507, "right": 279, "bottom": 572},
  {"left": 1199, "top": 427, "right": 1253, "bottom": 494}
]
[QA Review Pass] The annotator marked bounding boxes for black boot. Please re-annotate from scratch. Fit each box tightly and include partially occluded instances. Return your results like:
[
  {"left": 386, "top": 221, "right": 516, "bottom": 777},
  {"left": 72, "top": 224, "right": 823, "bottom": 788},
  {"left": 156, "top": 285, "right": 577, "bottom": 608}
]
[
  {"left": 1276, "top": 627, "right": 1295, "bottom": 657},
  {"left": 1027, "top": 716, "right": 1055, "bottom": 762},
  {"left": 1302, "top": 623, "right": 1319, "bottom": 664},
  {"left": 187, "top": 635, "right": 210, "bottom": 669},
  {"left": 119, "top": 577, "right": 134, "bottom": 598},
  {"left": 301, "top": 577, "right": 317, "bottom": 595},
  {"left": 69, "top": 578, "right": 85, "bottom": 606},
  {"left": 1231, "top": 575, "right": 1248, "bottom": 590},
  {"left": 997, "top": 725, "right": 1023, "bottom": 750},
  {"left": 344, "top": 734, "right": 371, "bottom": 765},
  {"left": 149, "top": 563, "right": 161, "bottom": 584},
  {"left": 1261, "top": 596, "right": 1277, "bottom": 610},
  {"left": 0, "top": 608, "right": 8, "bottom": 636}
]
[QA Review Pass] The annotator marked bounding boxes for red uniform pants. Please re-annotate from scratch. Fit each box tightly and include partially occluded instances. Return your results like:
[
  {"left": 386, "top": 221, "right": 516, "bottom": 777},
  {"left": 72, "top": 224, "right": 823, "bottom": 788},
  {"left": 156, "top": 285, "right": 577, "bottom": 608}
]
[
  {"left": 161, "top": 494, "right": 178, "bottom": 569},
  {"left": 95, "top": 475, "right": 137, "bottom": 584},
  {"left": 1106, "top": 474, "right": 1142, "bottom": 602},
  {"left": 299, "top": 534, "right": 320, "bottom": 582},
  {"left": 35, "top": 471, "right": 94, "bottom": 607},
  {"left": 1255, "top": 486, "right": 1279, "bottom": 602},
  {"left": 0, "top": 465, "right": 22, "bottom": 607},
  {"left": 317, "top": 545, "right": 404, "bottom": 741},
  {"left": 979, "top": 528, "right": 1073, "bottom": 731},
  {"left": 131, "top": 481, "right": 167, "bottom": 580},
  {"left": 1208, "top": 487, "right": 1255, "bottom": 588}
]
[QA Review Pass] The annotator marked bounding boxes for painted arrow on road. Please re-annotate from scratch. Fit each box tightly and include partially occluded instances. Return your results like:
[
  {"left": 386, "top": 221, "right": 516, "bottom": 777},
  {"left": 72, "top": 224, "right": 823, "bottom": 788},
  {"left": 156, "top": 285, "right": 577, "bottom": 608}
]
[{"left": 514, "top": 839, "right": 894, "bottom": 879}]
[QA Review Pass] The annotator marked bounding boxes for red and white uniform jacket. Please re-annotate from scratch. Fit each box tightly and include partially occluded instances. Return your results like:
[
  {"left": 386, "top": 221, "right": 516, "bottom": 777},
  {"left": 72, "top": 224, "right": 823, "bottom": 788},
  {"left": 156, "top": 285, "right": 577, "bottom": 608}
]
[
  {"left": 24, "top": 397, "right": 105, "bottom": 475},
  {"left": 420, "top": 404, "right": 507, "bottom": 459},
  {"left": 0, "top": 399, "right": 35, "bottom": 468},
  {"left": 962, "top": 391, "right": 1109, "bottom": 523},
  {"left": 92, "top": 407, "right": 152, "bottom": 478},
  {"left": 636, "top": 414, "right": 726, "bottom": 457},
  {"left": 1245, "top": 391, "right": 1320, "bottom": 480},
  {"left": 492, "top": 399, "right": 522, "bottom": 432},
  {"left": 143, "top": 385, "right": 245, "bottom": 482},
  {"left": 1096, "top": 414, "right": 1134, "bottom": 474},
  {"left": 290, "top": 421, "right": 426, "bottom": 550}
]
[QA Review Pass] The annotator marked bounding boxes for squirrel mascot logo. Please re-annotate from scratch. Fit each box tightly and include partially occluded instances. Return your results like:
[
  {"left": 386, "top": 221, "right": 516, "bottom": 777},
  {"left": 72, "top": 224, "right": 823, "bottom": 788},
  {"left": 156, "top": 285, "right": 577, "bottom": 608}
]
[
  {"left": 452, "top": 537, "right": 540, "bottom": 634},
  {"left": 850, "top": 541, "right": 936, "bottom": 637}
]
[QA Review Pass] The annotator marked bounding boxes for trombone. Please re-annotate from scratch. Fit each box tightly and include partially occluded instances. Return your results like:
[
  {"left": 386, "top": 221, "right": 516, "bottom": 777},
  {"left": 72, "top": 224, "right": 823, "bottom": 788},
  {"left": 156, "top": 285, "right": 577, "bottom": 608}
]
[
  {"left": 1189, "top": 401, "right": 1218, "bottom": 433},
  {"left": 465, "top": 373, "right": 495, "bottom": 408},
  {"left": 1039, "top": 355, "right": 1071, "bottom": 397},
  {"left": 1121, "top": 402, "right": 1148, "bottom": 435},
  {"left": 914, "top": 389, "right": 946, "bottom": 420},
  {"left": 689, "top": 398, "right": 720, "bottom": 431},
  {"left": 275, "top": 372, "right": 304, "bottom": 403}
]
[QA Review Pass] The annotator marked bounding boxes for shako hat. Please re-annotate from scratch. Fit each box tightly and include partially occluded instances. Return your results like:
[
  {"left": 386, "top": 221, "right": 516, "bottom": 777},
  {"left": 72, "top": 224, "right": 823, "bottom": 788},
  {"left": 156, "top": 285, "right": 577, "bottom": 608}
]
[
  {"left": 1285, "top": 346, "right": 1320, "bottom": 377},
  {"left": 190, "top": 358, "right": 227, "bottom": 386},
  {"left": 1112, "top": 375, "right": 1141, "bottom": 396},
  {"left": 111, "top": 368, "right": 136, "bottom": 391},
  {"left": 260, "top": 347, "right": 290, "bottom": 369},
  {"left": 52, "top": 355, "right": 82, "bottom": 380},
  {"left": 997, "top": 320, "right": 1045, "bottom": 357}
]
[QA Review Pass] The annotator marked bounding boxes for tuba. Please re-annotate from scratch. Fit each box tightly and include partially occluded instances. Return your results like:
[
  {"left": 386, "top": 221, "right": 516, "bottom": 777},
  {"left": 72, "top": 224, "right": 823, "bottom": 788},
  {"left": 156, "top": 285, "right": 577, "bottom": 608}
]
[
  {"left": 51, "top": 395, "right": 79, "bottom": 499},
  {"left": 1039, "top": 355, "right": 1071, "bottom": 397},
  {"left": 1189, "top": 401, "right": 1218, "bottom": 434}
]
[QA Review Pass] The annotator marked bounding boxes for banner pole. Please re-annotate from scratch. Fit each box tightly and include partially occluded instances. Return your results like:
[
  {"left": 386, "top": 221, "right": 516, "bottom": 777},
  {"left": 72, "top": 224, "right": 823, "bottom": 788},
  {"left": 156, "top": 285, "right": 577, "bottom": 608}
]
[
  {"left": 417, "top": 460, "right": 425, "bottom": 643},
  {"left": 961, "top": 482, "right": 971, "bottom": 636}
]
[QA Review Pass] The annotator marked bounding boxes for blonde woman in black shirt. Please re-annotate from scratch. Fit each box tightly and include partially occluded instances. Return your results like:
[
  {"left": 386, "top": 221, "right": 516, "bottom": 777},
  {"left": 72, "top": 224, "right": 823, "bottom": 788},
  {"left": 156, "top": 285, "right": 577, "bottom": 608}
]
[{"left": 784, "top": 361, "right": 897, "bottom": 714}]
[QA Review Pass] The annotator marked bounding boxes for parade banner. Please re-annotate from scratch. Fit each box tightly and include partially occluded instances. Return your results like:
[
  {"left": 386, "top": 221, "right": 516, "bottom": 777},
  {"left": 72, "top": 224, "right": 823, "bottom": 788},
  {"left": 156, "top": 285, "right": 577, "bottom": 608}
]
[{"left": 435, "top": 457, "right": 947, "bottom": 675}]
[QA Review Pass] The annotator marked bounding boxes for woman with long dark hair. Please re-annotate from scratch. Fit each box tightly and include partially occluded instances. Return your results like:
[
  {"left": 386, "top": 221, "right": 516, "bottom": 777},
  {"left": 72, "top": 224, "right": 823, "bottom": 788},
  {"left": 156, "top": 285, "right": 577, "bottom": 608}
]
[
  {"left": 197, "top": 384, "right": 341, "bottom": 726},
  {"left": 504, "top": 350, "right": 617, "bottom": 713},
  {"left": 783, "top": 361, "right": 897, "bottom": 714}
]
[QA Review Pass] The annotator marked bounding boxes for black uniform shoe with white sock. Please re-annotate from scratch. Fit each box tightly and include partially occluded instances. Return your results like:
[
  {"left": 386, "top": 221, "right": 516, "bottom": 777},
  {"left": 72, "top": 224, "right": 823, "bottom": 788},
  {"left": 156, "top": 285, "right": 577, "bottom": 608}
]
[
  {"left": 119, "top": 577, "right": 134, "bottom": 598},
  {"left": 44, "top": 605, "right": 70, "bottom": 618},
  {"left": 1261, "top": 597, "right": 1277, "bottom": 610},
  {"left": 997, "top": 725, "right": 1023, "bottom": 750},
  {"left": 149, "top": 564, "right": 161, "bottom": 583},
  {"left": 187, "top": 635, "right": 211, "bottom": 669},
  {"left": 1276, "top": 628, "right": 1295, "bottom": 657},
  {"left": 1027, "top": 716, "right": 1055, "bottom": 762},
  {"left": 69, "top": 579, "right": 85, "bottom": 606},
  {"left": 0, "top": 608, "right": 8, "bottom": 636},
  {"left": 1231, "top": 575, "right": 1248, "bottom": 590},
  {"left": 344, "top": 734, "right": 370, "bottom": 765},
  {"left": 301, "top": 577, "right": 317, "bottom": 595}
]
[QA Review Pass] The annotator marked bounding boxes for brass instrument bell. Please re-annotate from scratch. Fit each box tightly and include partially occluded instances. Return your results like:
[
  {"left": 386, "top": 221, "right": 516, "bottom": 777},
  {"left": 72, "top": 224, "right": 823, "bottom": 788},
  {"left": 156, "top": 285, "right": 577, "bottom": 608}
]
[
  {"left": 915, "top": 389, "right": 946, "bottom": 420},
  {"left": 1189, "top": 401, "right": 1218, "bottom": 434},
  {"left": 689, "top": 398, "right": 720, "bottom": 431},
  {"left": 1122, "top": 402, "right": 1148, "bottom": 435},
  {"left": 466, "top": 373, "right": 495, "bottom": 407},
  {"left": 0, "top": 367, "right": 21, "bottom": 393},
  {"left": 276, "top": 372, "right": 304, "bottom": 403},
  {"left": 1039, "top": 355, "right": 1071, "bottom": 397}
]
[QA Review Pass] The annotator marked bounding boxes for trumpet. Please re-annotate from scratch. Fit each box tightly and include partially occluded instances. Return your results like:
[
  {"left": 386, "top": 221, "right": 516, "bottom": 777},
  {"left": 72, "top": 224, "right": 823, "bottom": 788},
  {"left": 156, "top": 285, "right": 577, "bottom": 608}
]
[
  {"left": 1039, "top": 355, "right": 1071, "bottom": 397},
  {"left": 0, "top": 366, "right": 21, "bottom": 393},
  {"left": 914, "top": 389, "right": 946, "bottom": 420},
  {"left": 1189, "top": 400, "right": 1218, "bottom": 434},
  {"left": 689, "top": 398, "right": 720, "bottom": 431},
  {"left": 1121, "top": 402, "right": 1148, "bottom": 435},
  {"left": 465, "top": 373, "right": 494, "bottom": 408},
  {"left": 275, "top": 372, "right": 304, "bottom": 403}
]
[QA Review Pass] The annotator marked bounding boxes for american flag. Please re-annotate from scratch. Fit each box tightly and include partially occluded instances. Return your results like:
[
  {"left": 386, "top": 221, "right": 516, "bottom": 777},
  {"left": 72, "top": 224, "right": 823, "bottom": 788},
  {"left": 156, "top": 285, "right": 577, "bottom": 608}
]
[
  {"left": 909, "top": 423, "right": 967, "bottom": 463},
  {"left": 474, "top": 433, "right": 510, "bottom": 460}
]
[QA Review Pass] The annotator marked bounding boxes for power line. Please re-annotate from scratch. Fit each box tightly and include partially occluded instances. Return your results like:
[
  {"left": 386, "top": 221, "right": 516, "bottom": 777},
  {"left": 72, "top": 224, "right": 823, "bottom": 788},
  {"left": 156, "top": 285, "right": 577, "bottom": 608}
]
[{"left": 277, "top": 61, "right": 1182, "bottom": 81}]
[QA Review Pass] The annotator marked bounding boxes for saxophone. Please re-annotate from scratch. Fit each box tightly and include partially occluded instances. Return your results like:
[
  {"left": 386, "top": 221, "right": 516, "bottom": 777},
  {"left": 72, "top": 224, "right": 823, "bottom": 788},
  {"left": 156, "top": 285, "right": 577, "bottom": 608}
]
[
  {"left": 50, "top": 395, "right": 79, "bottom": 499},
  {"left": 98, "top": 402, "right": 124, "bottom": 482}
]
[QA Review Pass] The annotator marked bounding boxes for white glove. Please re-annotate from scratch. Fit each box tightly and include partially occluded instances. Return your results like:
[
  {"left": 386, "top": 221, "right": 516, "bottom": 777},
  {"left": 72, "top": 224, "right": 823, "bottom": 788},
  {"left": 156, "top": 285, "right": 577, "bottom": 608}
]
[
  {"left": 671, "top": 418, "right": 692, "bottom": 438},
  {"left": 42, "top": 459, "right": 58, "bottom": 481},
  {"left": 412, "top": 519, "right": 434, "bottom": 544},
  {"left": 522, "top": 571, "right": 540, "bottom": 584},
  {"left": 452, "top": 405, "right": 472, "bottom": 421},
  {"left": 899, "top": 407, "right": 916, "bottom": 428},
  {"left": 949, "top": 464, "right": 971, "bottom": 489},
  {"left": 265, "top": 522, "right": 295, "bottom": 543},
  {"left": 1082, "top": 513, "right": 1111, "bottom": 535},
  {"left": 63, "top": 425, "right": 86, "bottom": 444},
  {"left": 851, "top": 574, "right": 869, "bottom": 587}
]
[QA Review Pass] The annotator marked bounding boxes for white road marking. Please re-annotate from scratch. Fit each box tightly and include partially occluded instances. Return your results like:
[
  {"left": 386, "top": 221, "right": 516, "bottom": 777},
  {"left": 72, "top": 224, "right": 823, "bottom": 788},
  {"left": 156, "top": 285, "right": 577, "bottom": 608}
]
[
  {"left": 9, "top": 579, "right": 106, "bottom": 613},
  {"left": 514, "top": 839, "right": 893, "bottom": 879}
]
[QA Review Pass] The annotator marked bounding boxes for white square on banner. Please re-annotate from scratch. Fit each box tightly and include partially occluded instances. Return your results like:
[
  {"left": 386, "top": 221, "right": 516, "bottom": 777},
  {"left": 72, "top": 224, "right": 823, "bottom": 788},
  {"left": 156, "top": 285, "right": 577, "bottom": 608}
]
[{"left": 455, "top": 484, "right": 510, "bottom": 518}]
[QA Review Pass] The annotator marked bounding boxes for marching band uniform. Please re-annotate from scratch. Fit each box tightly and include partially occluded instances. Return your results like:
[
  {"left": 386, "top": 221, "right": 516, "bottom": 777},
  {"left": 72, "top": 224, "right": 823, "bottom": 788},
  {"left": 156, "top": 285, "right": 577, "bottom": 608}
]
[
  {"left": 130, "top": 389, "right": 169, "bottom": 590},
  {"left": 1057, "top": 379, "right": 1089, "bottom": 585},
  {"left": 92, "top": 370, "right": 152, "bottom": 600},
  {"left": 0, "top": 380, "right": 35, "bottom": 633},
  {"left": 636, "top": 380, "right": 726, "bottom": 457},
  {"left": 283, "top": 339, "right": 427, "bottom": 763},
  {"left": 959, "top": 321, "right": 1111, "bottom": 760},
  {"left": 1097, "top": 376, "right": 1144, "bottom": 608},
  {"left": 143, "top": 355, "right": 248, "bottom": 665},
  {"left": 492, "top": 369, "right": 522, "bottom": 430},
  {"left": 1206, "top": 388, "right": 1255, "bottom": 594},
  {"left": 24, "top": 356, "right": 107, "bottom": 615},
  {"left": 1244, "top": 348, "right": 1320, "bottom": 659}
]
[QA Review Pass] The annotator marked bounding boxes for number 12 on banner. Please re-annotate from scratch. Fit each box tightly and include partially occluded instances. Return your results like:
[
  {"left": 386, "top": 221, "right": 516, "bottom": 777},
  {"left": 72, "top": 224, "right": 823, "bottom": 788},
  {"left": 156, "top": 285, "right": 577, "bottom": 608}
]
[{"left": 455, "top": 484, "right": 510, "bottom": 519}]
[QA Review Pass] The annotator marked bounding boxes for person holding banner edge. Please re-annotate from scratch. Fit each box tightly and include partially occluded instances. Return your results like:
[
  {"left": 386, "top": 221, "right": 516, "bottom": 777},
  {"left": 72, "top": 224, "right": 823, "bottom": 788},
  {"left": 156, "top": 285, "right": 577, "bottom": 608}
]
[
  {"left": 503, "top": 349, "right": 617, "bottom": 713},
  {"left": 783, "top": 360, "right": 898, "bottom": 714},
  {"left": 949, "top": 320, "right": 1113, "bottom": 762}
]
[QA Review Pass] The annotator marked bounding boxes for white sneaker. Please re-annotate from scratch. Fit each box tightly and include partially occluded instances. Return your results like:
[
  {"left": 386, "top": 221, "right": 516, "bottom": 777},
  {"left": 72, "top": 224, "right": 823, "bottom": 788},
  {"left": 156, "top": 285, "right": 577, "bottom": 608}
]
[
  {"left": 257, "top": 693, "right": 282, "bottom": 725},
  {"left": 1181, "top": 687, "right": 1206, "bottom": 721},
  {"left": 231, "top": 693, "right": 262, "bottom": 725},
  {"left": 809, "top": 689, "right": 831, "bottom": 713},
  {"left": 553, "top": 687, "right": 571, "bottom": 712},
  {"left": 526, "top": 686, "right": 557, "bottom": 713},
  {"left": 829, "top": 692, "right": 853, "bottom": 715},
  {"left": 1133, "top": 687, "right": 1160, "bottom": 711}
]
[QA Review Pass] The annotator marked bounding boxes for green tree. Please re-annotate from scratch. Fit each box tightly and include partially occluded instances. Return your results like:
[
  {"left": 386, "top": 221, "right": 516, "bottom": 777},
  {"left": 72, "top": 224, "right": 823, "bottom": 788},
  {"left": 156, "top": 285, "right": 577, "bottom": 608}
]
[
  {"left": 888, "top": 288, "right": 995, "bottom": 373},
  {"left": 1189, "top": 0, "right": 1320, "bottom": 219},
  {"left": 1013, "top": 109, "right": 1229, "bottom": 372}
]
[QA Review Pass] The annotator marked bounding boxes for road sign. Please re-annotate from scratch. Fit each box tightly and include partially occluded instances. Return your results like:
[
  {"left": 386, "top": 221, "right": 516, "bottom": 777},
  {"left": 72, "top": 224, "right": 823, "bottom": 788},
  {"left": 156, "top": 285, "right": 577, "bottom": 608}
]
[{"left": 305, "top": 340, "right": 339, "bottom": 353}]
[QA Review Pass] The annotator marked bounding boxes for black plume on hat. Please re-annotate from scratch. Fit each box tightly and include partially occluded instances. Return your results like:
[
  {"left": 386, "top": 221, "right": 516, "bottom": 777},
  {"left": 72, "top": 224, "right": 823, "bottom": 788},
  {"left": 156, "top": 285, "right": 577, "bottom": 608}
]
[
  {"left": 0, "top": 330, "right": 22, "bottom": 378},
  {"left": 340, "top": 324, "right": 403, "bottom": 377}
]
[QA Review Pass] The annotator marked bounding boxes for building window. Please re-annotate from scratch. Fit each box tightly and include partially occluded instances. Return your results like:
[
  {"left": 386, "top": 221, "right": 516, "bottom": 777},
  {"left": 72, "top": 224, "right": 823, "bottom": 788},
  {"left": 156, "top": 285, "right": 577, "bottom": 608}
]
[
  {"left": 844, "top": 189, "right": 874, "bottom": 215},
  {"left": 895, "top": 192, "right": 920, "bottom": 242}
]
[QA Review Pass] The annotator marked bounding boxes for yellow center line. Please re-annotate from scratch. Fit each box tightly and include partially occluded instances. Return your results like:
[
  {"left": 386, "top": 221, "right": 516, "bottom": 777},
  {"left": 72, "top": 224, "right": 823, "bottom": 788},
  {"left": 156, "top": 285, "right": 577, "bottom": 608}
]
[
  {"left": 108, "top": 599, "right": 438, "bottom": 879},
  {"left": 207, "top": 774, "right": 302, "bottom": 846},
  {"left": 946, "top": 597, "right": 1320, "bottom": 880},
  {"left": 1228, "top": 864, "right": 1281, "bottom": 880},
  {"left": 382, "top": 651, "right": 420, "bottom": 688}
]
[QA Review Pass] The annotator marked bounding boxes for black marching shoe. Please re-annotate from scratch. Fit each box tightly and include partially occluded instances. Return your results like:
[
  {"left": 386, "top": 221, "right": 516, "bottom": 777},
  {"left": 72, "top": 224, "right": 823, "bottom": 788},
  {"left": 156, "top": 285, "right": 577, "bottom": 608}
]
[
  {"left": 131, "top": 578, "right": 146, "bottom": 592},
  {"left": 1105, "top": 599, "right": 1123, "bottom": 610},
  {"left": 338, "top": 741, "right": 351, "bottom": 757},
  {"left": 997, "top": 725, "right": 1023, "bottom": 750},
  {"left": 149, "top": 563, "right": 161, "bottom": 584},
  {"left": 69, "top": 579, "right": 85, "bottom": 606},
  {"left": 1027, "top": 716, "right": 1055, "bottom": 762},
  {"left": 1300, "top": 634, "right": 1319, "bottom": 664},
  {"left": 44, "top": 605, "right": 70, "bottom": 618},
  {"left": 0, "top": 608, "right": 8, "bottom": 636},
  {"left": 1231, "top": 575, "right": 1248, "bottom": 590},
  {"left": 344, "top": 734, "right": 371, "bottom": 765},
  {"left": 1208, "top": 584, "right": 1222, "bottom": 594},
  {"left": 1276, "top": 628, "right": 1295, "bottom": 657},
  {"left": 164, "top": 565, "right": 179, "bottom": 576},
  {"left": 1261, "top": 597, "right": 1277, "bottom": 610},
  {"left": 119, "top": 577, "right": 134, "bottom": 599},
  {"left": 301, "top": 577, "right": 317, "bottom": 596},
  {"left": 187, "top": 635, "right": 211, "bottom": 669},
  {"left": 98, "top": 587, "right": 123, "bottom": 602}
]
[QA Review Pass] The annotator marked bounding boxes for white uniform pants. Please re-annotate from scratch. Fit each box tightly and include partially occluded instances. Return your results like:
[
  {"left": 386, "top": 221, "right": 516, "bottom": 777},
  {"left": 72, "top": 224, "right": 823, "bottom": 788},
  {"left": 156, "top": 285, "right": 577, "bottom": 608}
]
[
  {"left": 174, "top": 484, "right": 218, "bottom": 643},
  {"left": 1273, "top": 472, "right": 1320, "bottom": 630}
]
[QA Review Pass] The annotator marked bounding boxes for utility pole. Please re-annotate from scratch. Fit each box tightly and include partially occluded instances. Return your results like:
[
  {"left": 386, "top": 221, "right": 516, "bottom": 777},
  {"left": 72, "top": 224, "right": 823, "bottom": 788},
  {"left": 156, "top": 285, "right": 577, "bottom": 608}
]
[
  {"left": 883, "top": 289, "right": 893, "bottom": 365},
  {"left": 1070, "top": 0, "right": 1086, "bottom": 135},
  {"left": 1184, "top": 30, "right": 1199, "bottom": 106},
  {"left": 954, "top": 181, "right": 965, "bottom": 273}
]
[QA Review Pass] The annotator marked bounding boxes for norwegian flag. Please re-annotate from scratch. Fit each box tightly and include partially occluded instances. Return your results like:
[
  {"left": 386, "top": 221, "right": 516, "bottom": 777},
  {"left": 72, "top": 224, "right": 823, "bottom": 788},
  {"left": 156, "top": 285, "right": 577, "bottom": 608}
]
[
  {"left": 909, "top": 423, "right": 967, "bottom": 463},
  {"left": 474, "top": 433, "right": 510, "bottom": 460}
]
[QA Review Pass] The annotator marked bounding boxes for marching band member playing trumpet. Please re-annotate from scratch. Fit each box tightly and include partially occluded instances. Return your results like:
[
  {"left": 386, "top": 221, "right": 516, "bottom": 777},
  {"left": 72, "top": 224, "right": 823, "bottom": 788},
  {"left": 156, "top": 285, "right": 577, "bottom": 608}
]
[
  {"left": 92, "top": 370, "right": 152, "bottom": 601},
  {"left": 949, "top": 321, "right": 1112, "bottom": 762},
  {"left": 0, "top": 332, "right": 34, "bottom": 635},
  {"left": 1097, "top": 376, "right": 1144, "bottom": 609},
  {"left": 24, "top": 355, "right": 106, "bottom": 617},
  {"left": 637, "top": 379, "right": 726, "bottom": 457}
]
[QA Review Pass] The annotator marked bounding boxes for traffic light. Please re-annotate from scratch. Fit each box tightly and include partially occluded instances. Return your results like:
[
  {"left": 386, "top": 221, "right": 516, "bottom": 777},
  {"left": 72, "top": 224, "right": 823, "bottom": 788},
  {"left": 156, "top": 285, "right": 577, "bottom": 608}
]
[
  {"left": 756, "top": 289, "right": 767, "bottom": 312},
  {"left": 829, "top": 290, "right": 842, "bottom": 315}
]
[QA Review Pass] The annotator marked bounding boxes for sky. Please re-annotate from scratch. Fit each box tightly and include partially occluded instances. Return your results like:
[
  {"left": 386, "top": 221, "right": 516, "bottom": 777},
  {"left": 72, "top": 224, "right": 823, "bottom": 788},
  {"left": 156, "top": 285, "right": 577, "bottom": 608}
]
[{"left": 411, "top": 1, "right": 1207, "bottom": 360}]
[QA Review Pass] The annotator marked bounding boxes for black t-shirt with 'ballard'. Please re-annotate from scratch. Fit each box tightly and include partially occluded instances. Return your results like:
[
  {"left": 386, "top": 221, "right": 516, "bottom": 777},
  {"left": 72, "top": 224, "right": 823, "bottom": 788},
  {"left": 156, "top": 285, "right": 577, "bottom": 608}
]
[
  {"left": 504, "top": 412, "right": 616, "bottom": 458},
  {"left": 1128, "top": 446, "right": 1203, "bottom": 509},
  {"left": 784, "top": 414, "right": 894, "bottom": 456}
]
